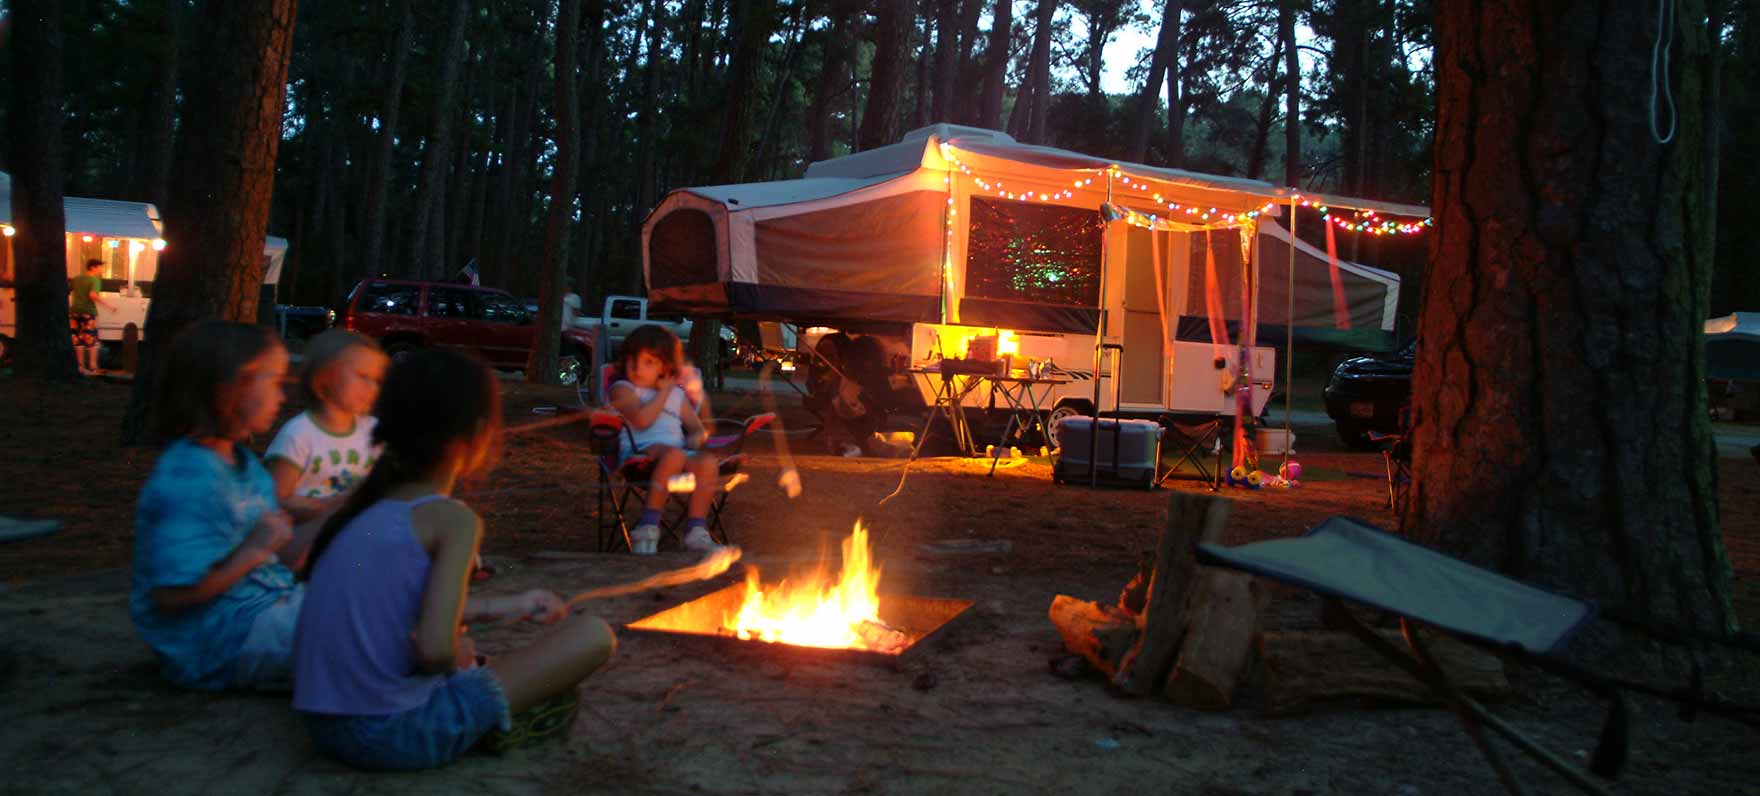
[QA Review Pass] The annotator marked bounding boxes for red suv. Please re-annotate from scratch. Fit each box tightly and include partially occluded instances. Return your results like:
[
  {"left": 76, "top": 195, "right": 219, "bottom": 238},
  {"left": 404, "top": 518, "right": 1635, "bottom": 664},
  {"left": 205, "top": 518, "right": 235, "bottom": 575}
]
[{"left": 339, "top": 279, "right": 594, "bottom": 383}]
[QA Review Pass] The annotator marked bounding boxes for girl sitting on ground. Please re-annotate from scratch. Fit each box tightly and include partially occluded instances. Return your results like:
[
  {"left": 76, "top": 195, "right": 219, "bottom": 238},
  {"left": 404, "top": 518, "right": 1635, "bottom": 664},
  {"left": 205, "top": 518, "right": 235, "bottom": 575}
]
[
  {"left": 130, "top": 320, "right": 303, "bottom": 691},
  {"left": 264, "top": 330, "right": 388, "bottom": 569},
  {"left": 607, "top": 324, "right": 722, "bottom": 555},
  {"left": 292, "top": 348, "right": 615, "bottom": 771}
]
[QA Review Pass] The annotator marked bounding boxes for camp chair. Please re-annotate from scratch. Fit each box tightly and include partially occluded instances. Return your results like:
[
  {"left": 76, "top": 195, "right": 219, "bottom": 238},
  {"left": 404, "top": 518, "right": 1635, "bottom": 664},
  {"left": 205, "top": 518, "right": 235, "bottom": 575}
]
[
  {"left": 1196, "top": 516, "right": 1760, "bottom": 796},
  {"left": 1368, "top": 404, "right": 1414, "bottom": 512},
  {"left": 589, "top": 367, "right": 775, "bottom": 553},
  {"left": 1157, "top": 418, "right": 1225, "bottom": 491}
]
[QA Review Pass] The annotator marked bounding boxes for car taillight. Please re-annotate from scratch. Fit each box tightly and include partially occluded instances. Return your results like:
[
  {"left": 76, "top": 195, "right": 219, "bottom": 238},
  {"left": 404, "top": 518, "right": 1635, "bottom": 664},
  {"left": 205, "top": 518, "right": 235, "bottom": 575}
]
[{"left": 342, "top": 311, "right": 354, "bottom": 331}]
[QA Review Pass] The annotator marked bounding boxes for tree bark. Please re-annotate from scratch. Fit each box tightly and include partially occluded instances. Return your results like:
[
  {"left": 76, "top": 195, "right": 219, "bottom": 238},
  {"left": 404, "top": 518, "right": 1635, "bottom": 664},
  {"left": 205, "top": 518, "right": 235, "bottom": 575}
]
[
  {"left": 407, "top": 0, "right": 471, "bottom": 279},
  {"left": 1280, "top": 0, "right": 1299, "bottom": 187},
  {"left": 714, "top": 0, "right": 777, "bottom": 179},
  {"left": 1246, "top": 33, "right": 1283, "bottom": 181},
  {"left": 635, "top": 0, "right": 664, "bottom": 217},
  {"left": 529, "top": 0, "right": 580, "bottom": 385},
  {"left": 932, "top": 0, "right": 959, "bottom": 123},
  {"left": 7, "top": 0, "right": 78, "bottom": 380},
  {"left": 952, "top": 0, "right": 985, "bottom": 124},
  {"left": 1415, "top": 0, "right": 1734, "bottom": 637},
  {"left": 362, "top": 0, "right": 414, "bottom": 287},
  {"left": 807, "top": 0, "right": 855, "bottom": 162},
  {"left": 131, "top": 0, "right": 180, "bottom": 208},
  {"left": 1164, "top": 54, "right": 1183, "bottom": 168},
  {"left": 859, "top": 0, "right": 913, "bottom": 150},
  {"left": 976, "top": 0, "right": 1011, "bottom": 131},
  {"left": 122, "top": 0, "right": 300, "bottom": 444},
  {"left": 1025, "top": 0, "right": 1058, "bottom": 143},
  {"left": 1127, "top": 0, "right": 1180, "bottom": 163}
]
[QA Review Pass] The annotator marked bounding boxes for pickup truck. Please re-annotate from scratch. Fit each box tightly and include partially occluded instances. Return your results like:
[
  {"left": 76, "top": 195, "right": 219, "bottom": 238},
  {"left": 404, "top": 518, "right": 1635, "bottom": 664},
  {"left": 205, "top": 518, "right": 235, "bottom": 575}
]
[
  {"left": 569, "top": 294, "right": 694, "bottom": 351},
  {"left": 340, "top": 279, "right": 595, "bottom": 383}
]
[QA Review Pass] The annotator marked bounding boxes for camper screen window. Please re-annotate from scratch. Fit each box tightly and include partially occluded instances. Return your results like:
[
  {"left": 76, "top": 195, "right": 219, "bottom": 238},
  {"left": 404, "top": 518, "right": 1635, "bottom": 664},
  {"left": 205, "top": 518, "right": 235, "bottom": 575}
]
[{"left": 965, "top": 198, "right": 1102, "bottom": 307}]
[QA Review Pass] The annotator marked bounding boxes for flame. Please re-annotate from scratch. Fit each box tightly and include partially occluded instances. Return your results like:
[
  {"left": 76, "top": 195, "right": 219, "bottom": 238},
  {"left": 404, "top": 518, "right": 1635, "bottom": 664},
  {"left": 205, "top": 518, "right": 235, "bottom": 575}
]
[
  {"left": 726, "top": 522, "right": 894, "bottom": 651},
  {"left": 997, "top": 329, "right": 1019, "bottom": 357}
]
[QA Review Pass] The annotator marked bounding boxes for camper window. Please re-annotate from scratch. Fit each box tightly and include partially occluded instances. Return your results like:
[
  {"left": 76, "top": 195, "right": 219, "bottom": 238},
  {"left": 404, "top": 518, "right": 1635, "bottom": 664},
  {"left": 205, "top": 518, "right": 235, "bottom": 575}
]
[{"left": 965, "top": 198, "right": 1103, "bottom": 308}]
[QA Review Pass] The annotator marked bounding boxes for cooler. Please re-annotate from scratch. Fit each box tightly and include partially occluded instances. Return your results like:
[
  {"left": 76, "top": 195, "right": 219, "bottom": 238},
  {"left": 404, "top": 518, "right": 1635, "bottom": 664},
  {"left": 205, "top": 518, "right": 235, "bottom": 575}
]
[{"left": 1052, "top": 417, "right": 1162, "bottom": 489}]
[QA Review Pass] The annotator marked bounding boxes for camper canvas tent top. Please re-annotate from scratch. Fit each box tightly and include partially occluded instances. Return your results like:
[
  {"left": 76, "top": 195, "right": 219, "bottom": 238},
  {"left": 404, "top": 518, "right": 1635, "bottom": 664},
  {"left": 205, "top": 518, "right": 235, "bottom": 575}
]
[
  {"left": 0, "top": 171, "right": 288, "bottom": 344},
  {"left": 642, "top": 124, "right": 1422, "bottom": 419},
  {"left": 1705, "top": 313, "right": 1760, "bottom": 382}
]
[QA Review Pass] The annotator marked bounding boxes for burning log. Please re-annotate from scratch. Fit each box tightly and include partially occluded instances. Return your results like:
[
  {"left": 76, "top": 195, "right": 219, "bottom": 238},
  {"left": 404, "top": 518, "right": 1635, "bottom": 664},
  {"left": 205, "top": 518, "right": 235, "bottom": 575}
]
[
  {"left": 1163, "top": 570, "right": 1265, "bottom": 709},
  {"left": 1047, "top": 595, "right": 1140, "bottom": 677},
  {"left": 1258, "top": 629, "right": 1509, "bottom": 716},
  {"left": 854, "top": 618, "right": 911, "bottom": 655},
  {"left": 1111, "top": 492, "right": 1232, "bottom": 695}
]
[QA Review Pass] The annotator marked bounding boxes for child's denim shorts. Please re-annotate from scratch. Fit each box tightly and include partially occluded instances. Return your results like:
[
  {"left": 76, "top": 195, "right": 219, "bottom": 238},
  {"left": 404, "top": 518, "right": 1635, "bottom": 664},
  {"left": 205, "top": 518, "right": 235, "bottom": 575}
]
[{"left": 301, "top": 666, "right": 513, "bottom": 770}]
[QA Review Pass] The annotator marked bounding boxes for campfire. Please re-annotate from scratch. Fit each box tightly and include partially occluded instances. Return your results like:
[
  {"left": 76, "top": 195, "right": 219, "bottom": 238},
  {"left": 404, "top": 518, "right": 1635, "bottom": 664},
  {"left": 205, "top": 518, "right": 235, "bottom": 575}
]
[{"left": 626, "top": 523, "right": 971, "bottom": 663}]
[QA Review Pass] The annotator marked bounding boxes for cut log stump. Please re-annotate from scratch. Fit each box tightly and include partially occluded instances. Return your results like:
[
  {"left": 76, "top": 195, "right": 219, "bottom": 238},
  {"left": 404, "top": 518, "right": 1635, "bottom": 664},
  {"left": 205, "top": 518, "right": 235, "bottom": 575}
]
[
  {"left": 1259, "top": 629, "right": 1510, "bottom": 716},
  {"left": 1111, "top": 492, "right": 1232, "bottom": 695},
  {"left": 1163, "top": 570, "right": 1265, "bottom": 709},
  {"left": 1048, "top": 595, "right": 1139, "bottom": 677}
]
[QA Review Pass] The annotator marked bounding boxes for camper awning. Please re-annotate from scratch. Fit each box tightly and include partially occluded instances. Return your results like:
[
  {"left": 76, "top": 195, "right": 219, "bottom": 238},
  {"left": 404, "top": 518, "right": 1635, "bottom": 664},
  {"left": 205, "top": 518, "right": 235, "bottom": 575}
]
[{"left": 0, "top": 172, "right": 164, "bottom": 240}]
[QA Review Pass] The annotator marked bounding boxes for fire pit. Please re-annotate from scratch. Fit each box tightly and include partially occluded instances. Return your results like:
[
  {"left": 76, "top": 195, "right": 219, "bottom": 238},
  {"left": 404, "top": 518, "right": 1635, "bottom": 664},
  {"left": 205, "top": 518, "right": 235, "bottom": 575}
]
[{"left": 624, "top": 524, "right": 973, "bottom": 666}]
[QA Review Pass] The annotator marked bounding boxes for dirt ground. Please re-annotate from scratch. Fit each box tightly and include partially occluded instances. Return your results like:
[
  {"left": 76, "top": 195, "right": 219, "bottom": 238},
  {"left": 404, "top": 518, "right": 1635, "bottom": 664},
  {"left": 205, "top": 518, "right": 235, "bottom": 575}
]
[{"left": 1, "top": 375, "right": 1758, "bottom": 795}]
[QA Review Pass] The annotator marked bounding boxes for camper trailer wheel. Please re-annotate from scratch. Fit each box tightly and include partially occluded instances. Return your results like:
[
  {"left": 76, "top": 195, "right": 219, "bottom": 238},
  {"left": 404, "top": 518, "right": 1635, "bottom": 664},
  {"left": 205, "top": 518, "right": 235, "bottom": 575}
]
[{"left": 1045, "top": 402, "right": 1090, "bottom": 450}]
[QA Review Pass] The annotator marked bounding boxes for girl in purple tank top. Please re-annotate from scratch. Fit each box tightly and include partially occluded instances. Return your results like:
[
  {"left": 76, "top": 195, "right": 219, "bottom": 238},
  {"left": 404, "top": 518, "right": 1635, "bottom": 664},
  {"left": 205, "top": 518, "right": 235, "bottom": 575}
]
[{"left": 291, "top": 349, "right": 616, "bottom": 771}]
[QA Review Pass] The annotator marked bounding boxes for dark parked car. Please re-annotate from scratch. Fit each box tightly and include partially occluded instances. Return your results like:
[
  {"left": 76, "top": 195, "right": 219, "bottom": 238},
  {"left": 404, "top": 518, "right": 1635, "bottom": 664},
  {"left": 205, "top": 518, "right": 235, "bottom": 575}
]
[
  {"left": 1323, "top": 342, "right": 1414, "bottom": 449},
  {"left": 339, "top": 279, "right": 594, "bottom": 383}
]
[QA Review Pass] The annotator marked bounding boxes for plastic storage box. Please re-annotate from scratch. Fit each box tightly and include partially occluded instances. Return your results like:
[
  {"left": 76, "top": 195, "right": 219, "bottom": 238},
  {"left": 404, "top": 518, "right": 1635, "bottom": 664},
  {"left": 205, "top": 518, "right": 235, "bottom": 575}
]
[{"left": 1052, "top": 417, "right": 1162, "bottom": 489}]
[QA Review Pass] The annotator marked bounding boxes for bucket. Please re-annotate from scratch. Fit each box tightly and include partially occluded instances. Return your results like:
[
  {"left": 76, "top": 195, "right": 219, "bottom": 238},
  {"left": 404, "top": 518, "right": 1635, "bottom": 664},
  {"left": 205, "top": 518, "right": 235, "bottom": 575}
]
[{"left": 1253, "top": 427, "right": 1295, "bottom": 455}]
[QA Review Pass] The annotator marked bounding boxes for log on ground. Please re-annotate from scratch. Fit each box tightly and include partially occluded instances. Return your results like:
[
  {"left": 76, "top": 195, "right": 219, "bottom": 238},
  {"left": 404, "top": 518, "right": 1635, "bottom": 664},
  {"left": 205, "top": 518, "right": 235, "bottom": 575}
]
[
  {"left": 1163, "top": 569, "right": 1264, "bottom": 709},
  {"left": 1048, "top": 594, "right": 1139, "bottom": 677},
  {"left": 1111, "top": 492, "right": 1232, "bottom": 695}
]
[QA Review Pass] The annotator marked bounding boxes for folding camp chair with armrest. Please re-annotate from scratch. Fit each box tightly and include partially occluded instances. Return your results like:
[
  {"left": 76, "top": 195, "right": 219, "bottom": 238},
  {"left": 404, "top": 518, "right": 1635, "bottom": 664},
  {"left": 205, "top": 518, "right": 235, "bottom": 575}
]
[
  {"left": 1197, "top": 516, "right": 1760, "bottom": 796},
  {"left": 587, "top": 406, "right": 775, "bottom": 553},
  {"left": 1368, "top": 404, "right": 1414, "bottom": 512}
]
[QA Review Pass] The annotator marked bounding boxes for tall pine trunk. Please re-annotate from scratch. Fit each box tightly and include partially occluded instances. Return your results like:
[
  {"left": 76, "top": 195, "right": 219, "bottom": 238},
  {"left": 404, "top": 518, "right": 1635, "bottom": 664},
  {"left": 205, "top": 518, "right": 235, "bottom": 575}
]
[
  {"left": 123, "top": 0, "right": 300, "bottom": 444},
  {"left": 860, "top": 0, "right": 912, "bottom": 150},
  {"left": 7, "top": 0, "right": 77, "bottom": 380},
  {"left": 976, "top": 0, "right": 1011, "bottom": 131},
  {"left": 1415, "top": 0, "right": 1733, "bottom": 637},
  {"left": 407, "top": 0, "right": 471, "bottom": 279},
  {"left": 808, "top": 1, "right": 855, "bottom": 162},
  {"left": 362, "top": 0, "right": 414, "bottom": 283},
  {"left": 1025, "top": 0, "right": 1058, "bottom": 143},
  {"left": 714, "top": 0, "right": 777, "bottom": 180},
  {"left": 529, "top": 0, "right": 581, "bottom": 385},
  {"left": 131, "top": 0, "right": 179, "bottom": 208},
  {"left": 1127, "top": 0, "right": 1179, "bottom": 163},
  {"left": 1246, "top": 33, "right": 1283, "bottom": 180},
  {"left": 932, "top": 0, "right": 958, "bottom": 123},
  {"left": 1280, "top": 0, "right": 1300, "bottom": 186}
]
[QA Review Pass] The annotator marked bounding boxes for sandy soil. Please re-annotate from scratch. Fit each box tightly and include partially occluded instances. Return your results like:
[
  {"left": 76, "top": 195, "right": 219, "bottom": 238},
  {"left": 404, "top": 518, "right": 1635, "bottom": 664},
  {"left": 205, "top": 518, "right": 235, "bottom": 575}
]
[{"left": 0, "top": 375, "right": 1756, "bottom": 795}]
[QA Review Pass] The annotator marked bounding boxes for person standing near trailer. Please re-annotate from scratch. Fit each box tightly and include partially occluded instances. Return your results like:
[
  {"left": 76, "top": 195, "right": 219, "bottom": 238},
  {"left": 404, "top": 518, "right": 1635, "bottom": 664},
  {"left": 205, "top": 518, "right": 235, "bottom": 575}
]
[{"left": 69, "top": 259, "right": 115, "bottom": 375}]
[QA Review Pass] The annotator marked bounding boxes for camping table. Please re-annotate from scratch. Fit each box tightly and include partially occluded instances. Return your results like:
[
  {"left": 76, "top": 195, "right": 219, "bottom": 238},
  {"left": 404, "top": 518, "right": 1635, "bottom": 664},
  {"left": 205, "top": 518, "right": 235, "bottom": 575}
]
[
  {"left": 985, "top": 374, "right": 1069, "bottom": 476},
  {"left": 906, "top": 366, "right": 989, "bottom": 458}
]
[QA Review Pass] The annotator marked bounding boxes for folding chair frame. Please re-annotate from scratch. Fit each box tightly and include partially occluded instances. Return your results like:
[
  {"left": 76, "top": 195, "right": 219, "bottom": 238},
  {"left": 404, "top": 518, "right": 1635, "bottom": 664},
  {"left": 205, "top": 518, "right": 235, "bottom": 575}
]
[
  {"left": 589, "top": 410, "right": 773, "bottom": 553},
  {"left": 1156, "top": 418, "right": 1225, "bottom": 491}
]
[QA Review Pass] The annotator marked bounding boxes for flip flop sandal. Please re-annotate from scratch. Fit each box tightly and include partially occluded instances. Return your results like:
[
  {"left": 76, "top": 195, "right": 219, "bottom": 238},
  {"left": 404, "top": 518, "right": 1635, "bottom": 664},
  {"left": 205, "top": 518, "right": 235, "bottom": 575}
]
[{"left": 481, "top": 688, "right": 580, "bottom": 754}]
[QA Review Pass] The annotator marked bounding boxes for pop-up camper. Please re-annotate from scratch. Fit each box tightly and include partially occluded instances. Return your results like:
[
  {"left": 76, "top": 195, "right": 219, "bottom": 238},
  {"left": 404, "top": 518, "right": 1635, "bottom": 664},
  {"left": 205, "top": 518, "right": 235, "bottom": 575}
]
[
  {"left": 0, "top": 171, "right": 287, "bottom": 348},
  {"left": 642, "top": 124, "right": 1421, "bottom": 424}
]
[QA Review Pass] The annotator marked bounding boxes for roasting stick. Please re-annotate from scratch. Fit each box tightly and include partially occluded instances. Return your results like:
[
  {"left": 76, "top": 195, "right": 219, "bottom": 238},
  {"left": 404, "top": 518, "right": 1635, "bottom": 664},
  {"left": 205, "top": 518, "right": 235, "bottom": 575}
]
[
  {"left": 758, "top": 362, "right": 803, "bottom": 499},
  {"left": 468, "top": 547, "right": 744, "bottom": 631}
]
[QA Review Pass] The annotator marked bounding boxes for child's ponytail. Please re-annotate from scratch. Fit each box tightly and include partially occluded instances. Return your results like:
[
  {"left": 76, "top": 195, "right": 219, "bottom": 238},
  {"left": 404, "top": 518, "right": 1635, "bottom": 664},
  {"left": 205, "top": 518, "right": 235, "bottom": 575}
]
[{"left": 301, "top": 348, "right": 502, "bottom": 578}]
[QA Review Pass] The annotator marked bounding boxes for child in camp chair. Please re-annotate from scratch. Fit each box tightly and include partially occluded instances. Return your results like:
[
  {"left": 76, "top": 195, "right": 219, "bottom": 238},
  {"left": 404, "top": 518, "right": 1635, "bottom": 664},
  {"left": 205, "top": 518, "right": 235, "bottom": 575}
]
[{"left": 606, "top": 324, "right": 723, "bottom": 555}]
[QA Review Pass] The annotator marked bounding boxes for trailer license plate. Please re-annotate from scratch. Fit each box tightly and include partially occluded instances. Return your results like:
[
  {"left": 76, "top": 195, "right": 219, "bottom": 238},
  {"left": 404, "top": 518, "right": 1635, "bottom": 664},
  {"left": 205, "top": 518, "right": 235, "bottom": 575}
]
[{"left": 1350, "top": 402, "right": 1375, "bottom": 419}]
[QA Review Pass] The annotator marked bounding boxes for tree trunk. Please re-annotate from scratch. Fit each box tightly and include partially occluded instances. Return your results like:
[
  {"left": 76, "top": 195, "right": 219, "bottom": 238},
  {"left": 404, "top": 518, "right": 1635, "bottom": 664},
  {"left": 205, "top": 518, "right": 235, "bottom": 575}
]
[
  {"left": 1165, "top": 59, "right": 1183, "bottom": 168},
  {"left": 529, "top": 0, "right": 580, "bottom": 385},
  {"left": 1246, "top": 33, "right": 1284, "bottom": 181},
  {"left": 635, "top": 0, "right": 662, "bottom": 221},
  {"left": 7, "top": 0, "right": 78, "bottom": 380},
  {"left": 976, "top": 0, "right": 1011, "bottom": 131},
  {"left": 132, "top": 0, "right": 180, "bottom": 208},
  {"left": 407, "top": 0, "right": 471, "bottom": 279},
  {"left": 932, "top": 0, "right": 959, "bottom": 123},
  {"left": 859, "top": 0, "right": 912, "bottom": 150},
  {"left": 123, "top": 0, "right": 299, "bottom": 444},
  {"left": 952, "top": 0, "right": 985, "bottom": 124},
  {"left": 1415, "top": 0, "right": 1734, "bottom": 638},
  {"left": 1128, "top": 0, "right": 1180, "bottom": 163},
  {"left": 1025, "top": 0, "right": 1058, "bottom": 143},
  {"left": 912, "top": 13, "right": 933, "bottom": 130},
  {"left": 714, "top": 0, "right": 777, "bottom": 180},
  {"left": 807, "top": 1, "right": 854, "bottom": 163},
  {"left": 362, "top": 0, "right": 414, "bottom": 286},
  {"left": 1280, "top": 0, "right": 1300, "bottom": 187}
]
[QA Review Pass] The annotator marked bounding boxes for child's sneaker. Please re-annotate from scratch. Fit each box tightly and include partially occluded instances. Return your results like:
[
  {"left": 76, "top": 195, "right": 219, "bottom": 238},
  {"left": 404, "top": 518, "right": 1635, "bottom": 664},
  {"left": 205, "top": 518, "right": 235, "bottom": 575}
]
[
  {"left": 481, "top": 688, "right": 580, "bottom": 754},
  {"left": 682, "top": 526, "right": 722, "bottom": 552},
  {"left": 630, "top": 524, "right": 660, "bottom": 555}
]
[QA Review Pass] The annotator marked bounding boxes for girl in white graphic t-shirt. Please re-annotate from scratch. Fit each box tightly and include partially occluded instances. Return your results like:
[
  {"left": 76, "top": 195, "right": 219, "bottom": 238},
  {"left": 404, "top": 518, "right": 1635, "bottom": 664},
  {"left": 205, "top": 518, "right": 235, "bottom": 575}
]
[{"left": 266, "top": 330, "right": 388, "bottom": 569}]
